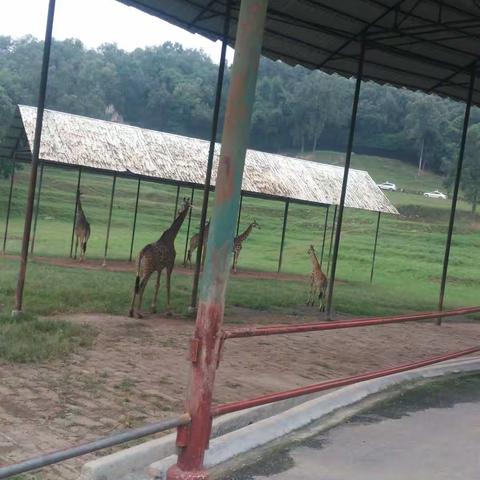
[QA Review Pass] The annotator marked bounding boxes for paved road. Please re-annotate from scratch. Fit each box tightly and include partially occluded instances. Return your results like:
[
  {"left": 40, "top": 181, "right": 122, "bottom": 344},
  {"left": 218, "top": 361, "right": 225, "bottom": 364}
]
[{"left": 230, "top": 374, "right": 480, "bottom": 480}]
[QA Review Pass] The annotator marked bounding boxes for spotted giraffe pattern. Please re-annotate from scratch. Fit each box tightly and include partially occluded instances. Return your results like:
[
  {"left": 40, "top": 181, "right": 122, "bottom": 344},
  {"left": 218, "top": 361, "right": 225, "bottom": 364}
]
[
  {"left": 185, "top": 219, "right": 210, "bottom": 268},
  {"left": 232, "top": 219, "right": 259, "bottom": 273},
  {"left": 74, "top": 191, "right": 90, "bottom": 262},
  {"left": 307, "top": 244, "right": 328, "bottom": 311},
  {"left": 129, "top": 198, "right": 191, "bottom": 318}
]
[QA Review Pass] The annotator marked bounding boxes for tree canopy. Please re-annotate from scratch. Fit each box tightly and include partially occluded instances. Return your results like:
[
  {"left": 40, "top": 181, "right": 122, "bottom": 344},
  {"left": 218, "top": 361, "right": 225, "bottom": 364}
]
[{"left": 0, "top": 35, "right": 477, "bottom": 182}]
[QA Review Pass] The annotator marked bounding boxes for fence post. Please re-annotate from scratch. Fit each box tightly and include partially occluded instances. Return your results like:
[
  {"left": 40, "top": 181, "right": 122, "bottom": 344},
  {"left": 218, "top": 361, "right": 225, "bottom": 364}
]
[
  {"left": 30, "top": 161, "right": 45, "bottom": 254},
  {"left": 102, "top": 174, "right": 117, "bottom": 266},
  {"left": 129, "top": 177, "right": 141, "bottom": 262},
  {"left": 2, "top": 154, "right": 17, "bottom": 254},
  {"left": 166, "top": 1, "right": 268, "bottom": 478},
  {"left": 370, "top": 212, "right": 381, "bottom": 283},
  {"left": 277, "top": 200, "right": 289, "bottom": 272}
]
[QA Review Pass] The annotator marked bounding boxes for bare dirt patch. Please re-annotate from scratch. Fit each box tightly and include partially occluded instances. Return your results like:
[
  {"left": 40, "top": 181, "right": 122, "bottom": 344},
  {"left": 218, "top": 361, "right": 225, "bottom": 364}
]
[{"left": 1, "top": 310, "right": 479, "bottom": 479}]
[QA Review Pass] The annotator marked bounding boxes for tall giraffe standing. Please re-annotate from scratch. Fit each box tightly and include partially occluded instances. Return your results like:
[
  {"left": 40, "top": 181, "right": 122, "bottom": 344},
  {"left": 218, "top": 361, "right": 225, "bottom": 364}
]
[
  {"left": 232, "top": 219, "right": 260, "bottom": 273},
  {"left": 74, "top": 190, "right": 90, "bottom": 262},
  {"left": 185, "top": 219, "right": 210, "bottom": 268},
  {"left": 307, "top": 244, "right": 328, "bottom": 311},
  {"left": 129, "top": 198, "right": 191, "bottom": 318}
]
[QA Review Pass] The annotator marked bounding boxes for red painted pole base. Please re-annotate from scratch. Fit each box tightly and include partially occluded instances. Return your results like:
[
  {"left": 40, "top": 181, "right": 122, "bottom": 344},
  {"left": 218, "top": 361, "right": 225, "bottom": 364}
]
[{"left": 166, "top": 464, "right": 209, "bottom": 480}]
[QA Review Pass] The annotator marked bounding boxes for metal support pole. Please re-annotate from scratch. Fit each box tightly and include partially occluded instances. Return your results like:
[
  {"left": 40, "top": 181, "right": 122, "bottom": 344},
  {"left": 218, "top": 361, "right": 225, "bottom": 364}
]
[
  {"left": 13, "top": 0, "right": 56, "bottom": 315},
  {"left": 167, "top": 2, "right": 268, "bottom": 478},
  {"left": 277, "top": 200, "right": 289, "bottom": 273},
  {"left": 30, "top": 161, "right": 45, "bottom": 254},
  {"left": 326, "top": 38, "right": 366, "bottom": 320},
  {"left": 102, "top": 174, "right": 117, "bottom": 266},
  {"left": 370, "top": 212, "right": 381, "bottom": 283},
  {"left": 173, "top": 185, "right": 180, "bottom": 220},
  {"left": 319, "top": 206, "right": 329, "bottom": 268},
  {"left": 2, "top": 155, "right": 16, "bottom": 254},
  {"left": 183, "top": 187, "right": 195, "bottom": 265},
  {"left": 437, "top": 66, "right": 476, "bottom": 325},
  {"left": 326, "top": 205, "right": 338, "bottom": 277},
  {"left": 236, "top": 193, "right": 243, "bottom": 236},
  {"left": 129, "top": 177, "right": 141, "bottom": 262},
  {"left": 190, "top": 2, "right": 231, "bottom": 310},
  {"left": 69, "top": 168, "right": 82, "bottom": 258}
]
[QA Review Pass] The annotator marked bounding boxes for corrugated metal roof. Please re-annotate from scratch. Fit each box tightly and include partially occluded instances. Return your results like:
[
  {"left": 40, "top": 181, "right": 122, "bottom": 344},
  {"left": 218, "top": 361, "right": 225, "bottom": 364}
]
[
  {"left": 116, "top": 0, "right": 480, "bottom": 105},
  {"left": 13, "top": 105, "right": 398, "bottom": 214}
]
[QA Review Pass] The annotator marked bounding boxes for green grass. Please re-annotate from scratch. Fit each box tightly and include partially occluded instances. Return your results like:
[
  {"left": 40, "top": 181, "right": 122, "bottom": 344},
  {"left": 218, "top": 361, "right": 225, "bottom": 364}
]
[
  {"left": 0, "top": 312, "right": 97, "bottom": 363},
  {"left": 1, "top": 151, "right": 479, "bottom": 336}
]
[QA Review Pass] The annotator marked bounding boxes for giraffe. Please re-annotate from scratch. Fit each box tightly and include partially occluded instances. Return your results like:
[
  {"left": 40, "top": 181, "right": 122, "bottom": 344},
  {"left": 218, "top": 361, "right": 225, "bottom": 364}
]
[
  {"left": 74, "top": 190, "right": 90, "bottom": 262},
  {"left": 232, "top": 219, "right": 260, "bottom": 273},
  {"left": 185, "top": 219, "right": 210, "bottom": 268},
  {"left": 306, "top": 244, "right": 328, "bottom": 311},
  {"left": 129, "top": 197, "right": 192, "bottom": 318}
]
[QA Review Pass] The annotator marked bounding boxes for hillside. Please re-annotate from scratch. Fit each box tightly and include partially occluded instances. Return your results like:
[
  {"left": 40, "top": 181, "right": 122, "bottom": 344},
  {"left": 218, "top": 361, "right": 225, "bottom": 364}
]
[{"left": 301, "top": 150, "right": 446, "bottom": 196}]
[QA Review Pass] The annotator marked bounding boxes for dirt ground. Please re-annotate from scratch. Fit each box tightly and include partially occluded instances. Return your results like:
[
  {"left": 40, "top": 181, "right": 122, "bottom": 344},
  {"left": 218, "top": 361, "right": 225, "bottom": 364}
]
[
  {"left": 1, "top": 307, "right": 479, "bottom": 479},
  {"left": 5, "top": 254, "right": 309, "bottom": 283}
]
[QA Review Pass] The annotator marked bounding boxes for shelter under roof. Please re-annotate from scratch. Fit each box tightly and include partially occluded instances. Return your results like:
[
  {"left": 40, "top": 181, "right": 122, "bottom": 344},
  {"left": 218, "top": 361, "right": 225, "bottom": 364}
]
[
  {"left": 116, "top": 0, "right": 480, "bottom": 105},
  {"left": 1, "top": 105, "right": 398, "bottom": 215}
]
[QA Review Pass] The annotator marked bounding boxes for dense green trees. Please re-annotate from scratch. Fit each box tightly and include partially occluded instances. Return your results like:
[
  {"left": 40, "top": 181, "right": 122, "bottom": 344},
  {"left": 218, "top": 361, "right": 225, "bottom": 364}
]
[{"left": 0, "top": 35, "right": 478, "bottom": 189}]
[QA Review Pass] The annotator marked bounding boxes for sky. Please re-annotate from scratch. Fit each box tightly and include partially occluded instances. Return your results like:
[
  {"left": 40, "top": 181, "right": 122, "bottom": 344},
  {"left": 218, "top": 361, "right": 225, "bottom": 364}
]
[{"left": 0, "top": 0, "right": 234, "bottom": 63}]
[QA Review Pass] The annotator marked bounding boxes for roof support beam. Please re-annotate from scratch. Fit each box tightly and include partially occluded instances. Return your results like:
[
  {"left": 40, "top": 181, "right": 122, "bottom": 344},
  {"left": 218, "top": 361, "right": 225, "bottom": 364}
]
[
  {"left": 326, "top": 35, "right": 366, "bottom": 320},
  {"left": 13, "top": 0, "right": 56, "bottom": 316},
  {"left": 437, "top": 64, "right": 476, "bottom": 325},
  {"left": 190, "top": 0, "right": 231, "bottom": 311}
]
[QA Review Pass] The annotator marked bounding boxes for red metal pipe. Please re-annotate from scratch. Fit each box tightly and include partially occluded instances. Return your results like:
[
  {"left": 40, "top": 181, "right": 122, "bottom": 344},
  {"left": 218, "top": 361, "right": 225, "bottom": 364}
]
[
  {"left": 223, "top": 305, "right": 480, "bottom": 339},
  {"left": 212, "top": 345, "right": 480, "bottom": 417}
]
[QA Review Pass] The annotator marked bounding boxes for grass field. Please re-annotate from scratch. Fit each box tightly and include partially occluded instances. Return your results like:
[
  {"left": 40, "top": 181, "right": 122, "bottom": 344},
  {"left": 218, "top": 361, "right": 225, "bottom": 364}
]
[{"left": 1, "top": 150, "right": 479, "bottom": 339}]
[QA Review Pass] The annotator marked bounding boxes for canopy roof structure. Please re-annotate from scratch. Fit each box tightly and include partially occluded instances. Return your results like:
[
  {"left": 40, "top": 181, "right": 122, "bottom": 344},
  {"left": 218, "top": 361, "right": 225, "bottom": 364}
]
[
  {"left": 118, "top": 0, "right": 480, "bottom": 105},
  {"left": 2, "top": 105, "right": 398, "bottom": 214}
]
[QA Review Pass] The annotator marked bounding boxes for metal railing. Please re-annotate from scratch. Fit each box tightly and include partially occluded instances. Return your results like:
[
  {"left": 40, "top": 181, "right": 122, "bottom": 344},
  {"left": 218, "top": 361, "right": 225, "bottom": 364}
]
[
  {"left": 0, "top": 414, "right": 190, "bottom": 479},
  {"left": 211, "top": 305, "right": 480, "bottom": 417}
]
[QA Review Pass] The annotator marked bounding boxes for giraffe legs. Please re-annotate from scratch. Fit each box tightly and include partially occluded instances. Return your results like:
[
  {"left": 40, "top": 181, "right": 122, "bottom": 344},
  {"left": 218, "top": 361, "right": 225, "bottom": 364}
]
[
  {"left": 151, "top": 271, "right": 161, "bottom": 313},
  {"left": 307, "top": 276, "right": 316, "bottom": 306},
  {"left": 129, "top": 271, "right": 153, "bottom": 318},
  {"left": 232, "top": 251, "right": 239, "bottom": 273},
  {"left": 165, "top": 265, "right": 173, "bottom": 316},
  {"left": 74, "top": 236, "right": 79, "bottom": 260}
]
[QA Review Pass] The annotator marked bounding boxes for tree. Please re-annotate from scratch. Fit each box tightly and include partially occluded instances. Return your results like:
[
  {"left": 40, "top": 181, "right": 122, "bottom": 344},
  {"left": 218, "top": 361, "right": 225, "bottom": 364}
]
[{"left": 460, "top": 124, "right": 480, "bottom": 214}]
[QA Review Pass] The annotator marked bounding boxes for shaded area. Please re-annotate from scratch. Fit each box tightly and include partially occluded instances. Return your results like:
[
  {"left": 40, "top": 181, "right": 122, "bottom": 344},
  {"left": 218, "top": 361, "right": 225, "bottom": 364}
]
[{"left": 229, "top": 374, "right": 480, "bottom": 480}]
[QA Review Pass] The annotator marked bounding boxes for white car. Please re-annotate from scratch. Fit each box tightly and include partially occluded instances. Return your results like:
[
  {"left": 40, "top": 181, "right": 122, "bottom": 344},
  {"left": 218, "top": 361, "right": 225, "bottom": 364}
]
[
  {"left": 377, "top": 181, "right": 397, "bottom": 191},
  {"left": 424, "top": 190, "right": 447, "bottom": 199}
]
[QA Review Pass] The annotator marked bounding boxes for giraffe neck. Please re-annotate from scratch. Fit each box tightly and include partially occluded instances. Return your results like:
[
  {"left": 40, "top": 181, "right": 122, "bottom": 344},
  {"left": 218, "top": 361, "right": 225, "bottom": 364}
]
[
  {"left": 309, "top": 250, "right": 322, "bottom": 272},
  {"left": 76, "top": 197, "right": 87, "bottom": 224},
  {"left": 237, "top": 223, "right": 254, "bottom": 243},
  {"left": 160, "top": 206, "right": 190, "bottom": 244}
]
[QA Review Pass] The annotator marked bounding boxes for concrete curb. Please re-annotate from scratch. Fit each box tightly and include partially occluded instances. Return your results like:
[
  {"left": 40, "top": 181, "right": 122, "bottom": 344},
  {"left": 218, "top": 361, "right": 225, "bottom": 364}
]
[{"left": 79, "top": 357, "right": 480, "bottom": 480}]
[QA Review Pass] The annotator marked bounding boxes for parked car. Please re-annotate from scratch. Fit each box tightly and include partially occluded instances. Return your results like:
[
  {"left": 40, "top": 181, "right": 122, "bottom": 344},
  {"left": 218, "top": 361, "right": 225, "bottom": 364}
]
[
  {"left": 424, "top": 190, "right": 447, "bottom": 199},
  {"left": 377, "top": 181, "right": 397, "bottom": 191}
]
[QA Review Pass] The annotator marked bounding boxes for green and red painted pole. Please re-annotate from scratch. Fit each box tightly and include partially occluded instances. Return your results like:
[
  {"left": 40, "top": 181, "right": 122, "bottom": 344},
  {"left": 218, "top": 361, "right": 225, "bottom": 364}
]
[{"left": 166, "top": 1, "right": 268, "bottom": 478}]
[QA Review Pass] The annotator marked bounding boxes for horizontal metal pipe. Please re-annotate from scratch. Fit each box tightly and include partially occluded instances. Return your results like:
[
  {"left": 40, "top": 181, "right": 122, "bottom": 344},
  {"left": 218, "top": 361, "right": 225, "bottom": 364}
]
[
  {"left": 212, "top": 346, "right": 480, "bottom": 417},
  {"left": 0, "top": 414, "right": 190, "bottom": 479},
  {"left": 223, "top": 305, "right": 480, "bottom": 339}
]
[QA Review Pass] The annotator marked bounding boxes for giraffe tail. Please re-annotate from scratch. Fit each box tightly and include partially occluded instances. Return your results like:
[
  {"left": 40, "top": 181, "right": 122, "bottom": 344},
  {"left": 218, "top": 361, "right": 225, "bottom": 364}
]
[{"left": 134, "top": 253, "right": 142, "bottom": 293}]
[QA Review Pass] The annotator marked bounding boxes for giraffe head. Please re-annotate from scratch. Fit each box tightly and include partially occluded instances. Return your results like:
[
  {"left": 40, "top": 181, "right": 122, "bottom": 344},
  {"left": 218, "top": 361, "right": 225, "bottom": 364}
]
[
  {"left": 307, "top": 244, "right": 316, "bottom": 256},
  {"left": 178, "top": 197, "right": 192, "bottom": 215},
  {"left": 252, "top": 219, "right": 260, "bottom": 230}
]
